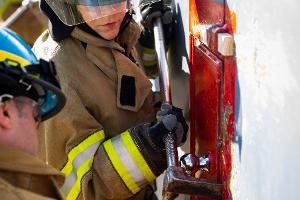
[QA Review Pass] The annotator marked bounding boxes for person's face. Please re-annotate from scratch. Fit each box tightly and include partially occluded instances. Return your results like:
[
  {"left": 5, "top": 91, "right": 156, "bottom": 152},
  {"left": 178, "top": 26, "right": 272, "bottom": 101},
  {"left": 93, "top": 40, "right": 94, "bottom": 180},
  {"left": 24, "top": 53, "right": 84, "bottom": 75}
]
[
  {"left": 77, "top": 2, "right": 127, "bottom": 40},
  {"left": 0, "top": 96, "right": 39, "bottom": 155}
]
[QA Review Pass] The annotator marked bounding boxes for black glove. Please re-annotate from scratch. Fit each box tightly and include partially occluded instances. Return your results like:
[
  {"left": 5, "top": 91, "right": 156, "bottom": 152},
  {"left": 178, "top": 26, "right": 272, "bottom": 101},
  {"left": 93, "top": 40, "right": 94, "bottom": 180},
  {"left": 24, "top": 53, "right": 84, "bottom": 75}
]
[
  {"left": 139, "top": 0, "right": 173, "bottom": 30},
  {"left": 127, "top": 104, "right": 188, "bottom": 175},
  {"left": 139, "top": 0, "right": 173, "bottom": 48},
  {"left": 149, "top": 104, "right": 189, "bottom": 148}
]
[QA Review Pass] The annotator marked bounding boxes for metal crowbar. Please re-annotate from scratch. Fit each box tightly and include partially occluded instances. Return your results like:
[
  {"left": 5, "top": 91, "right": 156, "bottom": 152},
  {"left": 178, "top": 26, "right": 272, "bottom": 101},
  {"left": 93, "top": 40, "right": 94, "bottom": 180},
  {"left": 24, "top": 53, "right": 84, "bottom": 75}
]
[{"left": 153, "top": 16, "right": 222, "bottom": 200}]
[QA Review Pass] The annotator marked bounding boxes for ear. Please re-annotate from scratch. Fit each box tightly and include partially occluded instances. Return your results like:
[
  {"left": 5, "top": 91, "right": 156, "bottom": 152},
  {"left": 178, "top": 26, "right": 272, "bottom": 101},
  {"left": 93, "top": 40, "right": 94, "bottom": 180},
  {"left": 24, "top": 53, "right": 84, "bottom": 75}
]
[{"left": 0, "top": 102, "right": 13, "bottom": 129}]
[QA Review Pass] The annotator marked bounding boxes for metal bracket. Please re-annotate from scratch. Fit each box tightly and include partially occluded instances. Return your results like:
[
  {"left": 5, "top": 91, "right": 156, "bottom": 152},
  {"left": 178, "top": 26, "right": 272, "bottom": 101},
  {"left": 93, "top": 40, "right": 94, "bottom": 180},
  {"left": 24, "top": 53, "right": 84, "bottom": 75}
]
[{"left": 163, "top": 166, "right": 222, "bottom": 199}]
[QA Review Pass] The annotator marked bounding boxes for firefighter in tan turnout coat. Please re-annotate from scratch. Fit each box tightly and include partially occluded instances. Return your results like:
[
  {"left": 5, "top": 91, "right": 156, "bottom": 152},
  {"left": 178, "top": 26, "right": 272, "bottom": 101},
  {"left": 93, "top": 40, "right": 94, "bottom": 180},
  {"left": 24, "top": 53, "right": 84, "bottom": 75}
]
[
  {"left": 0, "top": 27, "right": 66, "bottom": 199},
  {"left": 34, "top": 0, "right": 188, "bottom": 200}
]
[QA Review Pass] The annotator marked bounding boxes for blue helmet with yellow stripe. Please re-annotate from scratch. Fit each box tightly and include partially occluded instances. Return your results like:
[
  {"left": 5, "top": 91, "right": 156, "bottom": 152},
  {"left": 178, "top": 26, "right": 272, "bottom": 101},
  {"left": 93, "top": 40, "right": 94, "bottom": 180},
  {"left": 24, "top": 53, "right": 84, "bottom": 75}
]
[{"left": 0, "top": 27, "right": 66, "bottom": 121}]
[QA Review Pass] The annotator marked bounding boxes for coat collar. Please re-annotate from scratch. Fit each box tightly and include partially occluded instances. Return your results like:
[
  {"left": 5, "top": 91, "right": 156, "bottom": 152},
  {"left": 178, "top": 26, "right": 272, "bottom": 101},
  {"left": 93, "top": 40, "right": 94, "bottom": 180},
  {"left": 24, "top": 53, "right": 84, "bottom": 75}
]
[
  {"left": 71, "top": 19, "right": 141, "bottom": 55},
  {"left": 0, "top": 145, "right": 62, "bottom": 177},
  {"left": 70, "top": 19, "right": 151, "bottom": 112}
]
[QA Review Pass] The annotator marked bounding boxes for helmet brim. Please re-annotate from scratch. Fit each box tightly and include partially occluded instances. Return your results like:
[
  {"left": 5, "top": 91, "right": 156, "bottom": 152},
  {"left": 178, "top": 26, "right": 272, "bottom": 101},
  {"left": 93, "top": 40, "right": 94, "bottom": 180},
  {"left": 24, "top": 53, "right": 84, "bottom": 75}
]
[
  {"left": 45, "top": 0, "right": 128, "bottom": 26},
  {"left": 25, "top": 74, "right": 66, "bottom": 121}
]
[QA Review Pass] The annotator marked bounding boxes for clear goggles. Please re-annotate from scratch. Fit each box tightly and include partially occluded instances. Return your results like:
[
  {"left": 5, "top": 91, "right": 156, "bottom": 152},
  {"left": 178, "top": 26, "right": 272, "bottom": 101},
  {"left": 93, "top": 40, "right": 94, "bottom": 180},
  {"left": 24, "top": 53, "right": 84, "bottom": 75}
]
[
  {"left": 0, "top": 94, "right": 41, "bottom": 124},
  {"left": 45, "top": 0, "right": 143, "bottom": 26}
]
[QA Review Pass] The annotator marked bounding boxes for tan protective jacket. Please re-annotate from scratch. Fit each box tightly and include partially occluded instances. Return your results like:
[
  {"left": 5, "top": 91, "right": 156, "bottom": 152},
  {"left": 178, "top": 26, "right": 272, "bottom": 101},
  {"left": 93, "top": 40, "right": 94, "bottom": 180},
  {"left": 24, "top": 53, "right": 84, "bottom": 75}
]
[
  {"left": 0, "top": 145, "right": 64, "bottom": 200},
  {"left": 33, "top": 20, "right": 164, "bottom": 200}
]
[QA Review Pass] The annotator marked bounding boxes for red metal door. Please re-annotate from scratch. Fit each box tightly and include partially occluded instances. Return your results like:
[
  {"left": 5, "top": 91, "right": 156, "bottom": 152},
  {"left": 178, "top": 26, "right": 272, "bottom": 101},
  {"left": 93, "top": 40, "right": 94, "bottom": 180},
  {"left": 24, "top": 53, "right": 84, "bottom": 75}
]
[{"left": 189, "top": 0, "right": 236, "bottom": 199}]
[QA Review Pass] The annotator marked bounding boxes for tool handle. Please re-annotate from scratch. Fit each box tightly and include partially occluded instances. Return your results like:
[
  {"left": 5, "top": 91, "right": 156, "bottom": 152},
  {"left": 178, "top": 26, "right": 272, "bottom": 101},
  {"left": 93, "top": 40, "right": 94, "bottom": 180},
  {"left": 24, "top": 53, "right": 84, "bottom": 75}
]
[
  {"left": 164, "top": 132, "right": 179, "bottom": 167},
  {"left": 153, "top": 17, "right": 179, "bottom": 168},
  {"left": 153, "top": 17, "right": 172, "bottom": 104},
  {"left": 2, "top": 0, "right": 37, "bottom": 27}
]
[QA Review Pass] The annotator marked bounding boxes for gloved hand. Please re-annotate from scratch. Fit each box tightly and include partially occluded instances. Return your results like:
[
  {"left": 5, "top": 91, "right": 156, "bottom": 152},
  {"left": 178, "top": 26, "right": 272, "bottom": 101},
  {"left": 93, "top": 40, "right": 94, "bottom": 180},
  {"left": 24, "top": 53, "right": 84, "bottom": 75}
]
[
  {"left": 149, "top": 103, "right": 189, "bottom": 148},
  {"left": 139, "top": 0, "right": 173, "bottom": 48},
  {"left": 139, "top": 0, "right": 173, "bottom": 30}
]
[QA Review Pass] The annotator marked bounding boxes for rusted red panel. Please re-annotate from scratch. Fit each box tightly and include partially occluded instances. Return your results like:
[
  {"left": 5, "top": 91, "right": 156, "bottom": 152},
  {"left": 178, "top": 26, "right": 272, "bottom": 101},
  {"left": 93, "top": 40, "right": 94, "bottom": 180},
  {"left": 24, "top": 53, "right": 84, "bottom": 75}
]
[
  {"left": 189, "top": 0, "right": 236, "bottom": 199},
  {"left": 220, "top": 57, "right": 235, "bottom": 200},
  {"left": 219, "top": 5, "right": 236, "bottom": 200},
  {"left": 190, "top": 38, "right": 223, "bottom": 200},
  {"left": 190, "top": 42, "right": 235, "bottom": 200}
]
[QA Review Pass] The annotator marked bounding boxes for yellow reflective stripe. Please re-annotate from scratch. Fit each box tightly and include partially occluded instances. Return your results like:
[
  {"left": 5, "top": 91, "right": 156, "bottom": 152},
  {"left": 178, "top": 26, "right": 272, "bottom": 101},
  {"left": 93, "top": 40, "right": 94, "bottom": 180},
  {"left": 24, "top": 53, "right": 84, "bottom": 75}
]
[
  {"left": 112, "top": 136, "right": 146, "bottom": 186},
  {"left": 61, "top": 130, "right": 105, "bottom": 177},
  {"left": 143, "top": 60, "right": 158, "bottom": 67},
  {"left": 66, "top": 157, "right": 94, "bottom": 200},
  {"left": 142, "top": 47, "right": 157, "bottom": 67},
  {"left": 0, "top": 50, "right": 31, "bottom": 67},
  {"left": 61, "top": 142, "right": 101, "bottom": 197},
  {"left": 121, "top": 131, "right": 156, "bottom": 183},
  {"left": 103, "top": 140, "right": 140, "bottom": 194},
  {"left": 142, "top": 47, "right": 156, "bottom": 54},
  {"left": 60, "top": 130, "right": 105, "bottom": 200}
]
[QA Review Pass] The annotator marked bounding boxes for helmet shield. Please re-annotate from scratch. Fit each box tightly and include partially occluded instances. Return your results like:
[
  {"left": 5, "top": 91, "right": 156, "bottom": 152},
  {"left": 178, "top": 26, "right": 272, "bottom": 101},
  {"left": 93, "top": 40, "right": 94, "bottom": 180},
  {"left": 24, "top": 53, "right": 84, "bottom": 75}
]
[
  {"left": 25, "top": 71, "right": 66, "bottom": 121},
  {"left": 45, "top": 0, "right": 129, "bottom": 26}
]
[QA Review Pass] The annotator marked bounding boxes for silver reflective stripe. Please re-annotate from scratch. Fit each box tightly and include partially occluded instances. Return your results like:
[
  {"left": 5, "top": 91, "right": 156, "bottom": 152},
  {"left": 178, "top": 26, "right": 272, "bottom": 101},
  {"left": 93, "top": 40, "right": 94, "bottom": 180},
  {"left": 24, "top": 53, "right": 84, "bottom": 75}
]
[
  {"left": 143, "top": 53, "right": 157, "bottom": 61},
  {"left": 111, "top": 136, "right": 147, "bottom": 187},
  {"left": 61, "top": 141, "right": 101, "bottom": 195}
]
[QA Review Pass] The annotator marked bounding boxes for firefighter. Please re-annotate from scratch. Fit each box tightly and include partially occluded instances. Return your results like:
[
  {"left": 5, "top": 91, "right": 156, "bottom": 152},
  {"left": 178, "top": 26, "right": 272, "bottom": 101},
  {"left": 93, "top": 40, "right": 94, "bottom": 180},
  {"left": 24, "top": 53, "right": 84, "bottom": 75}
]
[
  {"left": 0, "top": 27, "right": 66, "bottom": 199},
  {"left": 33, "top": 0, "right": 188, "bottom": 199}
]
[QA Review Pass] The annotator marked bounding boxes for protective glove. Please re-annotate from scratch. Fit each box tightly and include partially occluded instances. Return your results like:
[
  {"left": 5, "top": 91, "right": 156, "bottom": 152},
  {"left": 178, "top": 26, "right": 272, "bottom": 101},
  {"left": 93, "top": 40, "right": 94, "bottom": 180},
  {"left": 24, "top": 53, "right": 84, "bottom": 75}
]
[
  {"left": 127, "top": 104, "right": 188, "bottom": 175},
  {"left": 149, "top": 103, "right": 189, "bottom": 148},
  {"left": 139, "top": 0, "right": 173, "bottom": 47},
  {"left": 139, "top": 0, "right": 173, "bottom": 30},
  {"left": 138, "top": 1, "right": 173, "bottom": 78}
]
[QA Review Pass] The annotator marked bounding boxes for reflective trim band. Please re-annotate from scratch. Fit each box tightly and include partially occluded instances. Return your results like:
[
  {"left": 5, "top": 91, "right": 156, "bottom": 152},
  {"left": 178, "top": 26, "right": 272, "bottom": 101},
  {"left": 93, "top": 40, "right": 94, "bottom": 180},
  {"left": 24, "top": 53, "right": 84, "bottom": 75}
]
[
  {"left": 142, "top": 47, "right": 157, "bottom": 67},
  {"left": 65, "top": 157, "right": 94, "bottom": 200},
  {"left": 143, "top": 53, "right": 157, "bottom": 62},
  {"left": 104, "top": 140, "right": 141, "bottom": 194},
  {"left": 143, "top": 60, "right": 158, "bottom": 67},
  {"left": 103, "top": 131, "right": 156, "bottom": 194},
  {"left": 143, "top": 47, "right": 156, "bottom": 54},
  {"left": 61, "top": 143, "right": 100, "bottom": 198},
  {"left": 120, "top": 132, "right": 156, "bottom": 182},
  {"left": 61, "top": 130, "right": 105, "bottom": 200},
  {"left": 113, "top": 137, "right": 146, "bottom": 186}
]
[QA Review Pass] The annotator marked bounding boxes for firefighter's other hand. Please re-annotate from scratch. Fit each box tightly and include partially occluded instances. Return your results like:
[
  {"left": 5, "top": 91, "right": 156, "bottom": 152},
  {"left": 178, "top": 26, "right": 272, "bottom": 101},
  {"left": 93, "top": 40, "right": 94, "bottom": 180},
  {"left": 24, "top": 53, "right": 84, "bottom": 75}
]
[
  {"left": 139, "top": 0, "right": 173, "bottom": 30},
  {"left": 149, "top": 104, "right": 189, "bottom": 148}
]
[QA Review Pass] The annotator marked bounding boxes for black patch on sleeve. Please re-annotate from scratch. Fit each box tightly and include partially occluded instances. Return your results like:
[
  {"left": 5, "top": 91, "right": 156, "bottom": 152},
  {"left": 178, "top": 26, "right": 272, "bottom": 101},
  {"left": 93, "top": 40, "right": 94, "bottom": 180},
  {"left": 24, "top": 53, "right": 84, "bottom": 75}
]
[{"left": 120, "top": 75, "right": 136, "bottom": 107}]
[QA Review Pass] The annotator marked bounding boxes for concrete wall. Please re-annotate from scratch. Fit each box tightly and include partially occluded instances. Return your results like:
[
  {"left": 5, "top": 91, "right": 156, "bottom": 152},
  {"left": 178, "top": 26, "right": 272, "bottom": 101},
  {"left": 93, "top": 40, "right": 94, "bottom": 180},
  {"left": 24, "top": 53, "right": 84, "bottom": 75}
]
[{"left": 229, "top": 0, "right": 300, "bottom": 199}]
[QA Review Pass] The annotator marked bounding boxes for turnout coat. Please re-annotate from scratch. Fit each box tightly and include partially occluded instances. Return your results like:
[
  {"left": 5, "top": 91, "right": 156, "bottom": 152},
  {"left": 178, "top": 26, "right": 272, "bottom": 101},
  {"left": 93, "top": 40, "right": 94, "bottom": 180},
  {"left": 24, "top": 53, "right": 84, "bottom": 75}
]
[
  {"left": 33, "top": 19, "right": 166, "bottom": 200},
  {"left": 0, "top": 145, "right": 64, "bottom": 200}
]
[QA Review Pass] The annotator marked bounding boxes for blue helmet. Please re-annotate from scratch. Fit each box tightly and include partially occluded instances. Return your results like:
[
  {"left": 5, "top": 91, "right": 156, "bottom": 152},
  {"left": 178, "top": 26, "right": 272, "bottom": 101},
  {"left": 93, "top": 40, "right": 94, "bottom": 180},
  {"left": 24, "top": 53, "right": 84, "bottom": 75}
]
[{"left": 0, "top": 27, "right": 66, "bottom": 121}]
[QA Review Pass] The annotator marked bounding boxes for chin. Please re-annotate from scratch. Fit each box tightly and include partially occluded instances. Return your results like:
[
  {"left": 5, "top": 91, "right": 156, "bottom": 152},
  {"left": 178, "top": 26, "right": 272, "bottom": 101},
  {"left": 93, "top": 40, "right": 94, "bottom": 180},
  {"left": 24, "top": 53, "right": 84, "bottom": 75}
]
[
  {"left": 103, "top": 32, "right": 119, "bottom": 40},
  {"left": 95, "top": 28, "right": 119, "bottom": 40}
]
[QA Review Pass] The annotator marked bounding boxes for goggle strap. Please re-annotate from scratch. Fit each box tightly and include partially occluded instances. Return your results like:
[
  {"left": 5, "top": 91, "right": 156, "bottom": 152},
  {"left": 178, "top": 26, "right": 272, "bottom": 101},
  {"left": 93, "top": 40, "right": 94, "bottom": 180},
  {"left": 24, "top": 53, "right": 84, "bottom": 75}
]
[{"left": 25, "top": 59, "right": 56, "bottom": 76}]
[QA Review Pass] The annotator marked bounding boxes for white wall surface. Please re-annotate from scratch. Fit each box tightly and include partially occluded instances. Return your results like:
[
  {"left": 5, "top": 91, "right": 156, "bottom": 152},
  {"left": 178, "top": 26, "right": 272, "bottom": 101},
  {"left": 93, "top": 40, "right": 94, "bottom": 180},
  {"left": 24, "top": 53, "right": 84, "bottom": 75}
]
[{"left": 230, "top": 0, "right": 300, "bottom": 199}]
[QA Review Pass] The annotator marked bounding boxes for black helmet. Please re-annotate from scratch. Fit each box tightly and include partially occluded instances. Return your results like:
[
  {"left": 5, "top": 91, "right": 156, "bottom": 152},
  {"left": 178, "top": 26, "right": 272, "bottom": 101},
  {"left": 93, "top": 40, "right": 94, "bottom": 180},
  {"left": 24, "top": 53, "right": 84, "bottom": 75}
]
[{"left": 0, "top": 27, "right": 66, "bottom": 121}]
